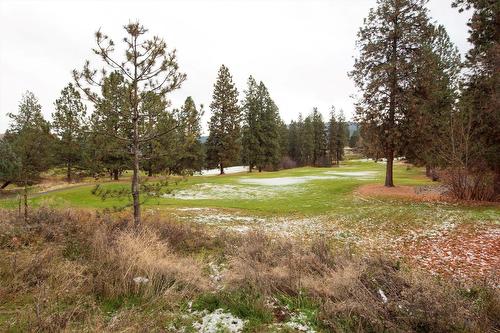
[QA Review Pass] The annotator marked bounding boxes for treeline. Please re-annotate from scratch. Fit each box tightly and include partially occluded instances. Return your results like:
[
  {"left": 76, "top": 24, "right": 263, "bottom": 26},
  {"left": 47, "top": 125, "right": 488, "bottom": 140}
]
[
  {"left": 350, "top": 0, "right": 499, "bottom": 200},
  {"left": 205, "top": 66, "right": 352, "bottom": 174},
  {"left": 0, "top": 87, "right": 204, "bottom": 184}
]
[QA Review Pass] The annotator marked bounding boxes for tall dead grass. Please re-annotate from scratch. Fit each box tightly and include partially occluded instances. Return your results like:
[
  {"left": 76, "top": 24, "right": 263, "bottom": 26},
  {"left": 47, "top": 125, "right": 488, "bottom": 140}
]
[{"left": 0, "top": 208, "right": 498, "bottom": 332}]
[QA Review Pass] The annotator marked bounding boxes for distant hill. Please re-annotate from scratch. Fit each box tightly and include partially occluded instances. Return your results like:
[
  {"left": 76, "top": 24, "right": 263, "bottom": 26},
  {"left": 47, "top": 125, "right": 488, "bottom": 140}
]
[{"left": 199, "top": 135, "right": 208, "bottom": 144}]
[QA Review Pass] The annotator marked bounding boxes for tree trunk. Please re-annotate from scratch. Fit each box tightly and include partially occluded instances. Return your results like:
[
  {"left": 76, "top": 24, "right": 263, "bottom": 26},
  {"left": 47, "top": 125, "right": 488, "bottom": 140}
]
[
  {"left": 219, "top": 163, "right": 225, "bottom": 175},
  {"left": 385, "top": 149, "right": 394, "bottom": 187},
  {"left": 148, "top": 168, "right": 153, "bottom": 177},
  {"left": 384, "top": 8, "right": 398, "bottom": 188},
  {"left": 113, "top": 169, "right": 119, "bottom": 181},
  {"left": 0, "top": 180, "right": 11, "bottom": 189},
  {"left": 67, "top": 162, "right": 72, "bottom": 183},
  {"left": 258, "top": 166, "right": 262, "bottom": 173},
  {"left": 425, "top": 165, "right": 431, "bottom": 178},
  {"left": 23, "top": 180, "right": 28, "bottom": 222}
]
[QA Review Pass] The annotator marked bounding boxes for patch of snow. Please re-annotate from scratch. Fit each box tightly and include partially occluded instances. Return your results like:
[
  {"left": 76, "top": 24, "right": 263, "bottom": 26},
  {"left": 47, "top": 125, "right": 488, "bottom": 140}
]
[
  {"left": 164, "top": 183, "right": 295, "bottom": 200},
  {"left": 285, "top": 312, "right": 316, "bottom": 333},
  {"left": 378, "top": 288, "right": 388, "bottom": 303},
  {"left": 196, "top": 166, "right": 248, "bottom": 176},
  {"left": 324, "top": 171, "right": 378, "bottom": 178},
  {"left": 239, "top": 175, "right": 340, "bottom": 186},
  {"left": 133, "top": 276, "right": 149, "bottom": 284},
  {"left": 193, "top": 309, "right": 246, "bottom": 333}
]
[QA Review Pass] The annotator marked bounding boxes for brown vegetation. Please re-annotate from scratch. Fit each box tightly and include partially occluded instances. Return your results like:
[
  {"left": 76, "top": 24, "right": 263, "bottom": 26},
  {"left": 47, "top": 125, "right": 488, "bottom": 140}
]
[{"left": 0, "top": 208, "right": 498, "bottom": 331}]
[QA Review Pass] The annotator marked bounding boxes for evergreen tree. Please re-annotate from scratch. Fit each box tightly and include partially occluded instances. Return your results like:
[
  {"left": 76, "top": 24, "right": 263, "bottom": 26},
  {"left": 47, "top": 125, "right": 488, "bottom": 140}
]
[
  {"left": 311, "top": 107, "right": 327, "bottom": 166},
  {"left": 301, "top": 115, "right": 315, "bottom": 166},
  {"left": 206, "top": 65, "right": 241, "bottom": 175},
  {"left": 5, "top": 92, "right": 53, "bottom": 220},
  {"left": 0, "top": 139, "right": 20, "bottom": 189},
  {"left": 453, "top": 0, "right": 500, "bottom": 195},
  {"left": 278, "top": 118, "right": 289, "bottom": 162},
  {"left": 52, "top": 83, "right": 87, "bottom": 182},
  {"left": 350, "top": 0, "right": 433, "bottom": 187},
  {"left": 327, "top": 108, "right": 339, "bottom": 165},
  {"left": 90, "top": 72, "right": 131, "bottom": 180},
  {"left": 288, "top": 120, "right": 302, "bottom": 165},
  {"left": 176, "top": 97, "right": 204, "bottom": 173},
  {"left": 349, "top": 129, "right": 360, "bottom": 148},
  {"left": 74, "top": 22, "right": 186, "bottom": 226},
  {"left": 255, "top": 82, "right": 281, "bottom": 171},
  {"left": 335, "top": 110, "right": 348, "bottom": 163},
  {"left": 241, "top": 76, "right": 260, "bottom": 172},
  {"left": 404, "top": 24, "right": 461, "bottom": 178}
]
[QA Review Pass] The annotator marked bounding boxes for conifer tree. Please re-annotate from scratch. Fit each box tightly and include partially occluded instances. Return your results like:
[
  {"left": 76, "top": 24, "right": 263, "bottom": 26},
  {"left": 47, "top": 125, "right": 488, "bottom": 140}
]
[
  {"left": 404, "top": 24, "right": 461, "bottom": 178},
  {"left": 327, "top": 108, "right": 339, "bottom": 165},
  {"left": 311, "top": 107, "right": 327, "bottom": 166},
  {"left": 241, "top": 76, "right": 260, "bottom": 172},
  {"left": 52, "top": 83, "right": 87, "bottom": 182},
  {"left": 301, "top": 115, "right": 315, "bottom": 166},
  {"left": 255, "top": 82, "right": 281, "bottom": 171},
  {"left": 453, "top": 0, "right": 500, "bottom": 195},
  {"left": 176, "top": 97, "right": 204, "bottom": 173},
  {"left": 206, "top": 65, "right": 241, "bottom": 175},
  {"left": 0, "top": 139, "right": 20, "bottom": 189},
  {"left": 90, "top": 72, "right": 131, "bottom": 180},
  {"left": 350, "top": 0, "right": 433, "bottom": 187},
  {"left": 5, "top": 92, "right": 53, "bottom": 220},
  {"left": 74, "top": 22, "right": 186, "bottom": 226},
  {"left": 335, "top": 109, "right": 349, "bottom": 164}
]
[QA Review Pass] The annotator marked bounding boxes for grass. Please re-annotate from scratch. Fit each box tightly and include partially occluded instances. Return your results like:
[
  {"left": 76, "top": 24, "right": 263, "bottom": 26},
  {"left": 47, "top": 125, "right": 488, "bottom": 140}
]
[{"left": 1, "top": 161, "right": 497, "bottom": 219}]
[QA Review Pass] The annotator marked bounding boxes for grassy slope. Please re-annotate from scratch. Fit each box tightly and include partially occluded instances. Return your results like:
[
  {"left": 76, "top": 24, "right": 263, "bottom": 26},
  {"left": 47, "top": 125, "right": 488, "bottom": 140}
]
[{"left": 0, "top": 161, "right": 498, "bottom": 224}]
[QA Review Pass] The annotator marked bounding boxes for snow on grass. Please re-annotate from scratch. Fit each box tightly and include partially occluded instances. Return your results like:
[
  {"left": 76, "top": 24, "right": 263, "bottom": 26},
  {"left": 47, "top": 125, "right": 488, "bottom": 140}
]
[
  {"left": 164, "top": 183, "right": 297, "bottom": 200},
  {"left": 196, "top": 166, "right": 248, "bottom": 176},
  {"left": 192, "top": 309, "right": 246, "bottom": 333},
  {"left": 324, "top": 170, "right": 378, "bottom": 178},
  {"left": 238, "top": 171, "right": 377, "bottom": 186},
  {"left": 239, "top": 175, "right": 340, "bottom": 186}
]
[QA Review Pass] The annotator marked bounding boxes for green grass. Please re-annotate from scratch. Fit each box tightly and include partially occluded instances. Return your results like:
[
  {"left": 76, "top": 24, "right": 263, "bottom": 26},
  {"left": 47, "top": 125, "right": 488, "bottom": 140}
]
[{"left": 1, "top": 161, "right": 498, "bottom": 224}]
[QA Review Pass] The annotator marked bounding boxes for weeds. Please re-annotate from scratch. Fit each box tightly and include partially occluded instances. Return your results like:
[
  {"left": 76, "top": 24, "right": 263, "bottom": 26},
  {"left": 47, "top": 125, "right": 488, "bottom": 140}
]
[{"left": 0, "top": 208, "right": 498, "bottom": 332}]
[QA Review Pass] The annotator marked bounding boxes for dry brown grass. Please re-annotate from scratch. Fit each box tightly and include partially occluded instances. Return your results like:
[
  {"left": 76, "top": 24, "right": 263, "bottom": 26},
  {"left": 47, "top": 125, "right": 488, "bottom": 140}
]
[
  {"left": 0, "top": 208, "right": 498, "bottom": 332},
  {"left": 226, "top": 233, "right": 500, "bottom": 332}
]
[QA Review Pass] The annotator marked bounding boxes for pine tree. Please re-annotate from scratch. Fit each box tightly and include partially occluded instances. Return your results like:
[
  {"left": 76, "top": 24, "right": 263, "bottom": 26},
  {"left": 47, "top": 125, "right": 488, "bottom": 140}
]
[
  {"left": 176, "top": 97, "right": 204, "bottom": 173},
  {"left": 350, "top": 0, "right": 433, "bottom": 187},
  {"left": 206, "top": 65, "right": 241, "bottom": 175},
  {"left": 327, "top": 108, "right": 339, "bottom": 165},
  {"left": 335, "top": 110, "right": 348, "bottom": 164},
  {"left": 255, "top": 82, "right": 281, "bottom": 171},
  {"left": 52, "top": 83, "right": 87, "bottom": 182},
  {"left": 74, "top": 22, "right": 186, "bottom": 226},
  {"left": 288, "top": 120, "right": 302, "bottom": 165},
  {"left": 90, "top": 72, "right": 131, "bottom": 180},
  {"left": 349, "top": 129, "right": 360, "bottom": 148},
  {"left": 0, "top": 138, "right": 20, "bottom": 189},
  {"left": 241, "top": 76, "right": 260, "bottom": 172},
  {"left": 311, "top": 107, "right": 327, "bottom": 166},
  {"left": 301, "top": 115, "right": 315, "bottom": 166},
  {"left": 404, "top": 24, "right": 461, "bottom": 178},
  {"left": 5, "top": 92, "right": 53, "bottom": 221},
  {"left": 453, "top": 0, "right": 500, "bottom": 195}
]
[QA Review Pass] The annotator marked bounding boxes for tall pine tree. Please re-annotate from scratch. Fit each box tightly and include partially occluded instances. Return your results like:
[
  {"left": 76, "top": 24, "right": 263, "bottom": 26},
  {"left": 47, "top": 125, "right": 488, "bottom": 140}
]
[
  {"left": 206, "top": 65, "right": 241, "bottom": 174},
  {"left": 350, "top": 0, "right": 433, "bottom": 187},
  {"left": 52, "top": 83, "right": 87, "bottom": 182}
]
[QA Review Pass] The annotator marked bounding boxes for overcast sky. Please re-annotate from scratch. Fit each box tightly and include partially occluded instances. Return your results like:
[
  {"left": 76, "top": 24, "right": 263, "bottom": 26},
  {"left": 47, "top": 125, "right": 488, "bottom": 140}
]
[{"left": 0, "top": 0, "right": 471, "bottom": 134}]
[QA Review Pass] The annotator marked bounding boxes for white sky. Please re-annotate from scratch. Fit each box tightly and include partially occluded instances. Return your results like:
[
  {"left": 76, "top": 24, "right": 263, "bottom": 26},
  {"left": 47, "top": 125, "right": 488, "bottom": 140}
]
[{"left": 0, "top": 0, "right": 471, "bottom": 134}]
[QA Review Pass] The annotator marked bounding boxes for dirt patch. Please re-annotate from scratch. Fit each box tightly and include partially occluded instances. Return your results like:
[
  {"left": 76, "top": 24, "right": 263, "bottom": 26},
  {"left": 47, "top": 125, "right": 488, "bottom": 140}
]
[
  {"left": 397, "top": 224, "right": 500, "bottom": 287},
  {"left": 355, "top": 184, "right": 443, "bottom": 201}
]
